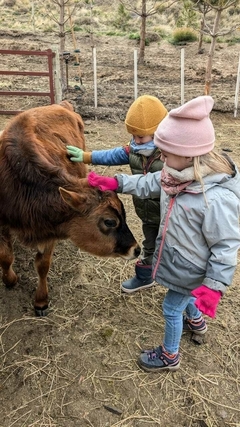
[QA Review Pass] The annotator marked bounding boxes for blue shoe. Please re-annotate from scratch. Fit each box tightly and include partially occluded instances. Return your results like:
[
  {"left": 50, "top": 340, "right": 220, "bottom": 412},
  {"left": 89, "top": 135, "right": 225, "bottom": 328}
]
[
  {"left": 183, "top": 316, "right": 207, "bottom": 335},
  {"left": 121, "top": 261, "right": 154, "bottom": 293},
  {"left": 138, "top": 346, "right": 180, "bottom": 372}
]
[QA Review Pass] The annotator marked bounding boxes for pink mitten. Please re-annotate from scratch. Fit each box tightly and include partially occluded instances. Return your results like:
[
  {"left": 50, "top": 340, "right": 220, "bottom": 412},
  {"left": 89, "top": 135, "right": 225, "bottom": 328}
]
[
  {"left": 87, "top": 171, "right": 118, "bottom": 191},
  {"left": 191, "top": 285, "right": 222, "bottom": 318}
]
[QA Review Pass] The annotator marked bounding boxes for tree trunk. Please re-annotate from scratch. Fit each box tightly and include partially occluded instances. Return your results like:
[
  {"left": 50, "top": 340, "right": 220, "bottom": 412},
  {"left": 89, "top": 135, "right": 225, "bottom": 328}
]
[
  {"left": 138, "top": 0, "right": 146, "bottom": 65},
  {"left": 90, "top": 0, "right": 94, "bottom": 48},
  {"left": 204, "top": 9, "right": 221, "bottom": 95},
  {"left": 198, "top": 17, "right": 204, "bottom": 53}
]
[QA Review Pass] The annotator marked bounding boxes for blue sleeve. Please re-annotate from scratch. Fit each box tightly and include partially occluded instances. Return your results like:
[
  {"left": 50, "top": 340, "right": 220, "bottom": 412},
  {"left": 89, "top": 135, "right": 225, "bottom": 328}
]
[{"left": 91, "top": 147, "right": 129, "bottom": 165}]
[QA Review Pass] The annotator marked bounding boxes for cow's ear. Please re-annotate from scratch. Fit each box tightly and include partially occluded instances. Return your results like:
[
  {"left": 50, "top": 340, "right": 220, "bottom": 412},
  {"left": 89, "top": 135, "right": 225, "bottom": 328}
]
[{"left": 59, "top": 187, "right": 88, "bottom": 212}]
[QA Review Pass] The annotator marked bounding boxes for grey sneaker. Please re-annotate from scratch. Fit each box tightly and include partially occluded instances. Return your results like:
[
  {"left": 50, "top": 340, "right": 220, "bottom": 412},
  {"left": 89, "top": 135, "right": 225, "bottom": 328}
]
[{"left": 138, "top": 346, "right": 180, "bottom": 372}]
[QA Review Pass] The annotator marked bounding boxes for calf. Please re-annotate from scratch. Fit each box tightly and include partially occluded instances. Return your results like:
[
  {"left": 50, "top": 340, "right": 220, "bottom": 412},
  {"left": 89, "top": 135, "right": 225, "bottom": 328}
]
[{"left": 0, "top": 102, "right": 140, "bottom": 315}]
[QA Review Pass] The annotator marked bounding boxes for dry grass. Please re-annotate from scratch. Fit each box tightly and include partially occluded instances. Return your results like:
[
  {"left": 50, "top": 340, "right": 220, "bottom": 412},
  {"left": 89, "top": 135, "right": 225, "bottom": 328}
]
[{"left": 1, "top": 242, "right": 240, "bottom": 426}]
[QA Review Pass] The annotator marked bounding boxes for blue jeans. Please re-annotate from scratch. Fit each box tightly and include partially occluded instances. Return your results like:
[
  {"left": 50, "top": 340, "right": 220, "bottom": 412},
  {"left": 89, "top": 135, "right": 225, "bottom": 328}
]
[{"left": 162, "top": 289, "right": 202, "bottom": 354}]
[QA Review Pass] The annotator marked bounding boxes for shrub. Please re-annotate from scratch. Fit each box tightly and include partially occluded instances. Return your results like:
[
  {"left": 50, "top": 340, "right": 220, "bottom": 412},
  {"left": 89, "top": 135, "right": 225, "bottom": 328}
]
[
  {"left": 154, "top": 27, "right": 169, "bottom": 39},
  {"left": 176, "top": 0, "right": 198, "bottom": 28},
  {"left": 227, "top": 37, "right": 240, "bottom": 45},
  {"left": 228, "top": 6, "right": 240, "bottom": 15},
  {"left": 145, "top": 32, "right": 160, "bottom": 43},
  {"left": 3, "top": 0, "right": 16, "bottom": 6},
  {"left": 171, "top": 27, "right": 198, "bottom": 44},
  {"left": 129, "top": 32, "right": 158, "bottom": 46},
  {"left": 129, "top": 32, "right": 140, "bottom": 41},
  {"left": 73, "top": 25, "right": 84, "bottom": 32},
  {"left": 105, "top": 30, "right": 125, "bottom": 36},
  {"left": 113, "top": 4, "right": 131, "bottom": 31}
]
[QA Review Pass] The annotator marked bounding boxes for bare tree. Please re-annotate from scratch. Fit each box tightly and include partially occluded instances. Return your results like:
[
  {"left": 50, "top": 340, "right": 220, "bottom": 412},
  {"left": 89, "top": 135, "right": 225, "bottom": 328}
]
[
  {"left": 119, "top": 0, "right": 177, "bottom": 64},
  {"left": 196, "top": 0, "right": 239, "bottom": 94},
  {"left": 190, "top": 0, "right": 212, "bottom": 52},
  {"left": 35, "top": 0, "right": 80, "bottom": 92}
]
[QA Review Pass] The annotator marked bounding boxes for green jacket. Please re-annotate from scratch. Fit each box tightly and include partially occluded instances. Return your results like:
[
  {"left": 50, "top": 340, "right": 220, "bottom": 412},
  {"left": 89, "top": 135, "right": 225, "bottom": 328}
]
[{"left": 129, "top": 147, "right": 163, "bottom": 225}]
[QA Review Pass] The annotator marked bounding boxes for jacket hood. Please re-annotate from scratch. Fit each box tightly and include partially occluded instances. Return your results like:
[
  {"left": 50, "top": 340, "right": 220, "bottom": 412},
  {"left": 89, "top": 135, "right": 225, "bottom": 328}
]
[{"left": 186, "top": 164, "right": 240, "bottom": 200}]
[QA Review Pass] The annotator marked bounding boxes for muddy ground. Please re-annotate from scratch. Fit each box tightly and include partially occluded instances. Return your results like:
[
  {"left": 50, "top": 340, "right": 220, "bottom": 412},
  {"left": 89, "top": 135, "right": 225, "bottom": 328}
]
[{"left": 0, "top": 31, "right": 240, "bottom": 427}]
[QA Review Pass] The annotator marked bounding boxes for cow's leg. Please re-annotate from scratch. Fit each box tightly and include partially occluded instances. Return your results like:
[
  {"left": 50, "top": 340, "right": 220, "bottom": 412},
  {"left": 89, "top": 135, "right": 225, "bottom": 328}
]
[
  {"left": 34, "top": 241, "right": 55, "bottom": 317},
  {"left": 0, "top": 227, "right": 18, "bottom": 287}
]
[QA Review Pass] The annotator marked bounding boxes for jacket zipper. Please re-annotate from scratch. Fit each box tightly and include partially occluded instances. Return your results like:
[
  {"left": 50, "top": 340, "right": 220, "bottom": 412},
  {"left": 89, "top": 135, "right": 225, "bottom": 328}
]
[
  {"left": 141, "top": 152, "right": 161, "bottom": 222},
  {"left": 142, "top": 150, "right": 161, "bottom": 174},
  {"left": 152, "top": 197, "right": 175, "bottom": 279}
]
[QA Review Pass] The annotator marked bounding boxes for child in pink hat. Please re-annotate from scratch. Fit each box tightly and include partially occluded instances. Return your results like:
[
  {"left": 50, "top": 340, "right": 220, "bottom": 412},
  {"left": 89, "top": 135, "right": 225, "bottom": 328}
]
[{"left": 87, "top": 95, "right": 240, "bottom": 372}]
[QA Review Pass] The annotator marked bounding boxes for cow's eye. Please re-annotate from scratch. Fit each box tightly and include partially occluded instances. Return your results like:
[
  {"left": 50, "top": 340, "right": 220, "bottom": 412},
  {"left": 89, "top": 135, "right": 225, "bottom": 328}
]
[{"left": 104, "top": 219, "right": 117, "bottom": 228}]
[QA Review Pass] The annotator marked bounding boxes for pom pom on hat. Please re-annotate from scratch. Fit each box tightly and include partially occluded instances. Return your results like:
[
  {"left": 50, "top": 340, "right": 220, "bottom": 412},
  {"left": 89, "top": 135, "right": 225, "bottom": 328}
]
[
  {"left": 154, "top": 96, "right": 215, "bottom": 156},
  {"left": 125, "top": 95, "right": 168, "bottom": 136}
]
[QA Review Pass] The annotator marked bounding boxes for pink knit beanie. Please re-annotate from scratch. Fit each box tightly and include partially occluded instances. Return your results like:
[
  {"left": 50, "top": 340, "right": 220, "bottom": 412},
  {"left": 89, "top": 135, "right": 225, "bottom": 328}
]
[{"left": 154, "top": 96, "right": 215, "bottom": 156}]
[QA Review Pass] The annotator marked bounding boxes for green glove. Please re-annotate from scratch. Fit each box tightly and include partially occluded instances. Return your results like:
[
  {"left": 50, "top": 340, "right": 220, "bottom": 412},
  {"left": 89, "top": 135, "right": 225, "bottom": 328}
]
[{"left": 67, "top": 145, "right": 84, "bottom": 162}]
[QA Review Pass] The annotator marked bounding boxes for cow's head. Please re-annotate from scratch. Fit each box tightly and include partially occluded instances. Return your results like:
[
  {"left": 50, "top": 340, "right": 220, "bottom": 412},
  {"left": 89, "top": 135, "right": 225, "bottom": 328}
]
[{"left": 59, "top": 187, "right": 141, "bottom": 259}]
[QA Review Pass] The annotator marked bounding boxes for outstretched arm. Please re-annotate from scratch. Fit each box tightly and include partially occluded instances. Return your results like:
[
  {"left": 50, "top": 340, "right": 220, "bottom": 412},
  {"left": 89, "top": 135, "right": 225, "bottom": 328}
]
[
  {"left": 67, "top": 146, "right": 129, "bottom": 165},
  {"left": 67, "top": 146, "right": 92, "bottom": 163},
  {"left": 88, "top": 171, "right": 161, "bottom": 199}
]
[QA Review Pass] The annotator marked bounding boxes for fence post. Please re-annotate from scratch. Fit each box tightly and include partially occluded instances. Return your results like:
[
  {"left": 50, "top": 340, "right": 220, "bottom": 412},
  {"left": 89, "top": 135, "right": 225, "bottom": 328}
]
[
  {"left": 93, "top": 47, "right": 97, "bottom": 108},
  {"left": 234, "top": 53, "right": 240, "bottom": 118},
  {"left": 181, "top": 48, "right": 184, "bottom": 105},
  {"left": 134, "top": 49, "right": 138, "bottom": 100},
  {"left": 53, "top": 48, "right": 62, "bottom": 104}
]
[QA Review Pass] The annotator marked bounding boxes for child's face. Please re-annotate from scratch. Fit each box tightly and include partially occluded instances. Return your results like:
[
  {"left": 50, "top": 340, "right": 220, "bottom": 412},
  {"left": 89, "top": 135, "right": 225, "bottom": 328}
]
[
  {"left": 160, "top": 150, "right": 193, "bottom": 171},
  {"left": 132, "top": 135, "right": 153, "bottom": 145}
]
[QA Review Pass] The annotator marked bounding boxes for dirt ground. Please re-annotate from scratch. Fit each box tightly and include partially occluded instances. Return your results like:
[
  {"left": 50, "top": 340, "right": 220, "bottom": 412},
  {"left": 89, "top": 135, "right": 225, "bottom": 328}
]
[{"left": 0, "top": 31, "right": 240, "bottom": 427}]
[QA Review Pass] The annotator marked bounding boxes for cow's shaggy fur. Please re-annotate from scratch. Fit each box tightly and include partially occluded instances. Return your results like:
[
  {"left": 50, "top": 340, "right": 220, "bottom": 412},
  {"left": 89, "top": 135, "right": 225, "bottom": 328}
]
[{"left": 0, "top": 102, "right": 140, "bottom": 315}]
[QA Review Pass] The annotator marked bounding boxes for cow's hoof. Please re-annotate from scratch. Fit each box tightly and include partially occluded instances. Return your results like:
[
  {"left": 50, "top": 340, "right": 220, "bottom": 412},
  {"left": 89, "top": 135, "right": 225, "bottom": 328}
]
[
  {"left": 4, "top": 275, "right": 19, "bottom": 288},
  {"left": 5, "top": 282, "right": 17, "bottom": 289},
  {"left": 34, "top": 305, "right": 49, "bottom": 317}
]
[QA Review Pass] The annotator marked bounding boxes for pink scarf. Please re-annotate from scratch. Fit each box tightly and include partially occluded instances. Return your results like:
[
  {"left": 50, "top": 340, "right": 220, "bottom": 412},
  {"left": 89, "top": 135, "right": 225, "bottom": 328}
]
[{"left": 161, "top": 167, "right": 193, "bottom": 195}]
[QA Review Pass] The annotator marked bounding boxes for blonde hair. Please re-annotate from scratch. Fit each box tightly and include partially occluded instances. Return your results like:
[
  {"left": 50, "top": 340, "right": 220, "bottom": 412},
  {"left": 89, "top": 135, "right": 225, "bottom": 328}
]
[
  {"left": 193, "top": 150, "right": 233, "bottom": 186},
  {"left": 193, "top": 151, "right": 234, "bottom": 205}
]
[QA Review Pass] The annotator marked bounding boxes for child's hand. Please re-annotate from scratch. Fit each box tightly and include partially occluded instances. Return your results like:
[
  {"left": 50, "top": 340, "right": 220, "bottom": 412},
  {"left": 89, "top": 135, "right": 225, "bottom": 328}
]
[
  {"left": 191, "top": 285, "right": 222, "bottom": 318},
  {"left": 67, "top": 146, "right": 84, "bottom": 162},
  {"left": 88, "top": 171, "right": 118, "bottom": 191}
]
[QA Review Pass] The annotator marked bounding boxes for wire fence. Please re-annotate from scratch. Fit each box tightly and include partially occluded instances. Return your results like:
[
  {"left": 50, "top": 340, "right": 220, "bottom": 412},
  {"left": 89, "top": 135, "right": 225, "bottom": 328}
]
[
  {"left": 0, "top": 36, "right": 239, "bottom": 118},
  {"left": 65, "top": 38, "right": 240, "bottom": 120}
]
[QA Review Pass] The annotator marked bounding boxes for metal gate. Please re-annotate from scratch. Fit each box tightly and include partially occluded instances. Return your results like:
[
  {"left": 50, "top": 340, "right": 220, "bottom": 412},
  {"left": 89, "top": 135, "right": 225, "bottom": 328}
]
[{"left": 0, "top": 49, "right": 55, "bottom": 115}]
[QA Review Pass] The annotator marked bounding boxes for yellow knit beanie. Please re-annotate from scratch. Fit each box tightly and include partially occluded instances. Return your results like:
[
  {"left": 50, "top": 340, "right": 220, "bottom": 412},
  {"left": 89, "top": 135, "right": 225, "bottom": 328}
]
[{"left": 125, "top": 95, "right": 168, "bottom": 136}]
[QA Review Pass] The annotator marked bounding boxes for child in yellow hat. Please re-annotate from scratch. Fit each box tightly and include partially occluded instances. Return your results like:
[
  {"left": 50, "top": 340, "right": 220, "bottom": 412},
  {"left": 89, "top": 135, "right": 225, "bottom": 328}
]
[{"left": 67, "top": 95, "right": 167, "bottom": 292}]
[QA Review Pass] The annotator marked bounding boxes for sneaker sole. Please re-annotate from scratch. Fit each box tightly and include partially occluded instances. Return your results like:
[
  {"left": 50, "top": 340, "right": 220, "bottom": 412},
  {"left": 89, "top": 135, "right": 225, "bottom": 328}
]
[
  {"left": 121, "top": 281, "right": 155, "bottom": 294},
  {"left": 137, "top": 360, "right": 180, "bottom": 372}
]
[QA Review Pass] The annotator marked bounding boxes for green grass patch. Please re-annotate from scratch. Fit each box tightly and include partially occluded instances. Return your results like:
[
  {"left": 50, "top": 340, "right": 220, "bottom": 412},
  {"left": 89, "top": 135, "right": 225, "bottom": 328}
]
[{"left": 105, "top": 30, "right": 125, "bottom": 36}]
